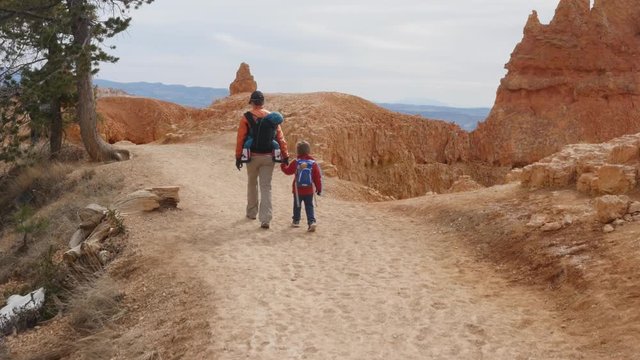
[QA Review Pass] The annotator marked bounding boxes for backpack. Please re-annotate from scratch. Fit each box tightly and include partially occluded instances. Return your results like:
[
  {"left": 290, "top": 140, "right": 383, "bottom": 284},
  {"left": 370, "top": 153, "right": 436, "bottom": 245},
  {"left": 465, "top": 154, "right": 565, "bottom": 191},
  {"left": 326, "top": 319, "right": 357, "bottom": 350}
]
[
  {"left": 244, "top": 112, "right": 282, "bottom": 153},
  {"left": 296, "top": 159, "right": 315, "bottom": 188}
]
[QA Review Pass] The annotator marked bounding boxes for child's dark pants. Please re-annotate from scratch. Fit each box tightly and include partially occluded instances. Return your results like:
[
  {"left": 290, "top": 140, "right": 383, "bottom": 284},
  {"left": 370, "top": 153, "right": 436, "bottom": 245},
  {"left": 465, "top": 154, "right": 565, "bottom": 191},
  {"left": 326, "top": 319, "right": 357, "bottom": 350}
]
[{"left": 293, "top": 194, "right": 315, "bottom": 224}]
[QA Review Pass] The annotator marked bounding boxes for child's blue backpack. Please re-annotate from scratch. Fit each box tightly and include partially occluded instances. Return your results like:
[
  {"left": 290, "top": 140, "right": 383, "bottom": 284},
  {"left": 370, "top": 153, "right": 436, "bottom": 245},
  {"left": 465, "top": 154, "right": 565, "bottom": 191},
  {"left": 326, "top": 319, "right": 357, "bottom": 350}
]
[{"left": 296, "top": 159, "right": 315, "bottom": 188}]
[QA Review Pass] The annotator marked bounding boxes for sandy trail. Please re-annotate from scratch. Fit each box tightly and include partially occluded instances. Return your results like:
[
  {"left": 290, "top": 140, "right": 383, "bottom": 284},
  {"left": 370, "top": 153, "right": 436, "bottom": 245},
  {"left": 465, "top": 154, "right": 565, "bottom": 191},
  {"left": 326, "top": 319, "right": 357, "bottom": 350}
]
[{"left": 120, "top": 133, "right": 593, "bottom": 359}]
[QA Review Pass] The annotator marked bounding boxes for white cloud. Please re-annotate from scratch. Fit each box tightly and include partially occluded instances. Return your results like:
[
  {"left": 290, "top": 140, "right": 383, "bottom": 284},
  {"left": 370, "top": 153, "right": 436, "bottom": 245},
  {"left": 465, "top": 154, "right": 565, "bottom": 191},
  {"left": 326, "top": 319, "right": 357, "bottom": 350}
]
[{"left": 99, "top": 0, "right": 561, "bottom": 107}]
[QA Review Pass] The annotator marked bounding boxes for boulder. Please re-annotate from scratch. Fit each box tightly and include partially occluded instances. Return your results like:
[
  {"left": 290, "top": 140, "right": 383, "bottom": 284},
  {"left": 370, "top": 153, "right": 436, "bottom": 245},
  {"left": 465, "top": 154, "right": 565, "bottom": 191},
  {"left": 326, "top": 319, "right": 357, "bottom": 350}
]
[
  {"left": 608, "top": 143, "right": 639, "bottom": 164},
  {"left": 594, "top": 195, "right": 630, "bottom": 223},
  {"left": 595, "top": 165, "right": 636, "bottom": 194},
  {"left": 629, "top": 201, "right": 640, "bottom": 214},
  {"left": 521, "top": 162, "right": 576, "bottom": 189}
]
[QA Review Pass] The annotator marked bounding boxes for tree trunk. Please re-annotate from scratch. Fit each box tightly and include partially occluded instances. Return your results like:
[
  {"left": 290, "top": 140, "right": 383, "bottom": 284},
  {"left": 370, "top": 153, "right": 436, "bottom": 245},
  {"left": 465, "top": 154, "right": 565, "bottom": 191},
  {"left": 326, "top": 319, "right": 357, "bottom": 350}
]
[
  {"left": 49, "top": 96, "right": 62, "bottom": 159},
  {"left": 69, "top": 0, "right": 129, "bottom": 162}
]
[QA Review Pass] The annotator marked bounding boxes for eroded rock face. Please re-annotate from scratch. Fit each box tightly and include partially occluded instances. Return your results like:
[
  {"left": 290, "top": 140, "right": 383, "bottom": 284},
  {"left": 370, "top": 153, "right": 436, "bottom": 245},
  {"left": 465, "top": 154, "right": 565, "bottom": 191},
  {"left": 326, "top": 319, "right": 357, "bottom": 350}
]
[
  {"left": 472, "top": 0, "right": 640, "bottom": 166},
  {"left": 229, "top": 62, "right": 257, "bottom": 95},
  {"left": 203, "top": 92, "right": 502, "bottom": 199},
  {"left": 517, "top": 132, "right": 640, "bottom": 195},
  {"left": 71, "top": 91, "right": 497, "bottom": 199},
  {"left": 67, "top": 97, "right": 219, "bottom": 144}
]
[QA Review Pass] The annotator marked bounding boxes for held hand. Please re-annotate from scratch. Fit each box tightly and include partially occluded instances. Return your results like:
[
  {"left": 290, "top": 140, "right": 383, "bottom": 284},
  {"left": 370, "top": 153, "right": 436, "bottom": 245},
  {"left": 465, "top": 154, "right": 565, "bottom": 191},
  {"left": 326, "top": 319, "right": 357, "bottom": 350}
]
[
  {"left": 236, "top": 159, "right": 243, "bottom": 171},
  {"left": 316, "top": 191, "right": 322, "bottom": 197},
  {"left": 282, "top": 157, "right": 289, "bottom": 166}
]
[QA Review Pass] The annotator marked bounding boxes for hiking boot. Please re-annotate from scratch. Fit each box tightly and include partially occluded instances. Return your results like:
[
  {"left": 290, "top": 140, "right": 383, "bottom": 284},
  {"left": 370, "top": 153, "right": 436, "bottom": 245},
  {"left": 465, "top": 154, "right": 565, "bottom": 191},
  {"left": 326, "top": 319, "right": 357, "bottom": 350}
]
[
  {"left": 292, "top": 220, "right": 301, "bottom": 228},
  {"left": 307, "top": 222, "right": 317, "bottom": 232},
  {"left": 261, "top": 222, "right": 270, "bottom": 229},
  {"left": 246, "top": 215, "right": 256, "bottom": 220}
]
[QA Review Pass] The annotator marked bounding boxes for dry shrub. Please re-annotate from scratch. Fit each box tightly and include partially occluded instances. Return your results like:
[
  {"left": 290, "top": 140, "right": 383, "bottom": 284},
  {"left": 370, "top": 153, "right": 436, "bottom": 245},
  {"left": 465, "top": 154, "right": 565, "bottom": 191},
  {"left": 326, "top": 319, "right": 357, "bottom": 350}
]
[
  {"left": 0, "top": 162, "right": 75, "bottom": 218},
  {"left": 0, "top": 342, "right": 9, "bottom": 359},
  {"left": 66, "top": 276, "right": 124, "bottom": 335},
  {"left": 56, "top": 144, "right": 86, "bottom": 163},
  {"left": 68, "top": 329, "right": 119, "bottom": 360},
  {"left": 77, "top": 172, "right": 124, "bottom": 198}
]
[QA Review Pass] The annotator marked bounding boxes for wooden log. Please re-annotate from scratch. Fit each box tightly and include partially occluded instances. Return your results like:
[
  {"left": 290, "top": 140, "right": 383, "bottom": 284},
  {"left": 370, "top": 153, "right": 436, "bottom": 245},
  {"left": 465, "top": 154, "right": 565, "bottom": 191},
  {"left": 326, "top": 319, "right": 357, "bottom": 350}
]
[
  {"left": 85, "top": 221, "right": 111, "bottom": 244},
  {"left": 78, "top": 203, "right": 107, "bottom": 231},
  {"left": 68, "top": 228, "right": 88, "bottom": 248},
  {"left": 63, "top": 244, "right": 82, "bottom": 264},
  {"left": 80, "top": 239, "right": 101, "bottom": 256},
  {"left": 147, "top": 186, "right": 180, "bottom": 208},
  {"left": 113, "top": 190, "right": 161, "bottom": 213}
]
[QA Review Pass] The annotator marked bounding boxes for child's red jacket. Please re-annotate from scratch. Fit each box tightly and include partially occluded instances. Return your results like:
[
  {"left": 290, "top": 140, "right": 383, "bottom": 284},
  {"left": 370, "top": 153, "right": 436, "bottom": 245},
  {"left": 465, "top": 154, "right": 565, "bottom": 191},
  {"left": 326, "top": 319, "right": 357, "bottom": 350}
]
[{"left": 280, "top": 155, "right": 322, "bottom": 196}]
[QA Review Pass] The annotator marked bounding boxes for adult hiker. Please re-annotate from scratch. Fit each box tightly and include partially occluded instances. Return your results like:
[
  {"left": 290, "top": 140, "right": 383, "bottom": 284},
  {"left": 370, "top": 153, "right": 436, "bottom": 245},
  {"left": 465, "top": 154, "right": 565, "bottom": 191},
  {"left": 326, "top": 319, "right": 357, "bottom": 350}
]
[{"left": 235, "top": 90, "right": 289, "bottom": 229}]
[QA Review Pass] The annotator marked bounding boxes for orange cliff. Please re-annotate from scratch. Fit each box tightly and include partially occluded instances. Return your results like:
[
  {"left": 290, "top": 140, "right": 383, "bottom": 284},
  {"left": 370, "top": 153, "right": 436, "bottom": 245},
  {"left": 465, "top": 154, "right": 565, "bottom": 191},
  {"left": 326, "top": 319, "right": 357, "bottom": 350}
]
[{"left": 471, "top": 0, "right": 640, "bottom": 167}]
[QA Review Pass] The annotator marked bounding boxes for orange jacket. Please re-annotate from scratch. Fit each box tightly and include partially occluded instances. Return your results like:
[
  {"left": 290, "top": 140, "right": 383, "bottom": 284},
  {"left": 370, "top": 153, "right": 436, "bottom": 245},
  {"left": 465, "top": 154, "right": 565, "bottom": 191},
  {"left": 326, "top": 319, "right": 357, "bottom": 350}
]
[{"left": 235, "top": 108, "right": 289, "bottom": 159}]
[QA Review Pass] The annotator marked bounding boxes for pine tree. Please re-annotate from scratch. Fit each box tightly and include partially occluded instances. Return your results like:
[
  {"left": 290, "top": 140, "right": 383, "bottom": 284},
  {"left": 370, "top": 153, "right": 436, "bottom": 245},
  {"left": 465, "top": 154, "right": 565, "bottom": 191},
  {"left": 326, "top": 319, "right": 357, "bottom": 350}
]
[{"left": 0, "top": 0, "right": 154, "bottom": 161}]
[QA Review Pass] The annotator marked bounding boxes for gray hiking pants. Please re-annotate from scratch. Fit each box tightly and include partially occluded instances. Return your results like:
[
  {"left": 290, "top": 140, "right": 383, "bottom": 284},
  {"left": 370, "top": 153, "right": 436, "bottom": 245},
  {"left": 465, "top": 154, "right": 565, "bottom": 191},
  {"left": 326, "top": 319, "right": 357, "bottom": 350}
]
[{"left": 246, "top": 154, "right": 275, "bottom": 223}]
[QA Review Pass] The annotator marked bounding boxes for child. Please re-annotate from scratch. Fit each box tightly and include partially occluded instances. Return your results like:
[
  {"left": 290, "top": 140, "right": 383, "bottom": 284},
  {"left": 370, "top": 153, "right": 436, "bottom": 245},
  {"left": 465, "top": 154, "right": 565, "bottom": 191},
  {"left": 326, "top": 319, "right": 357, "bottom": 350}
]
[
  {"left": 281, "top": 140, "right": 322, "bottom": 232},
  {"left": 241, "top": 112, "right": 284, "bottom": 163}
]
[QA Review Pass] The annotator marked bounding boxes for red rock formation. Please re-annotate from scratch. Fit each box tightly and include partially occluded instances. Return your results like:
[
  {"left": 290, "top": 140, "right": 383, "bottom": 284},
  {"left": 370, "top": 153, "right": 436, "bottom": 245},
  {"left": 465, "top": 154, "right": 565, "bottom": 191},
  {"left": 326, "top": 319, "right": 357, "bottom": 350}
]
[
  {"left": 67, "top": 97, "right": 219, "bottom": 144},
  {"left": 472, "top": 0, "right": 640, "bottom": 167},
  {"left": 516, "top": 132, "right": 640, "bottom": 195},
  {"left": 78, "top": 91, "right": 508, "bottom": 199},
  {"left": 203, "top": 92, "right": 500, "bottom": 199},
  {"left": 229, "top": 62, "right": 257, "bottom": 95}
]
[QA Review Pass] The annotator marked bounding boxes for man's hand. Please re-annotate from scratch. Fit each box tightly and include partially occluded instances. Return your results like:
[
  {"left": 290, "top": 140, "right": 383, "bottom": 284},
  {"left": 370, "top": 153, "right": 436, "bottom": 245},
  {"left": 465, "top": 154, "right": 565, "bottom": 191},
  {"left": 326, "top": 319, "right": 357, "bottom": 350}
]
[
  {"left": 316, "top": 191, "right": 322, "bottom": 196},
  {"left": 282, "top": 157, "right": 289, "bottom": 166},
  {"left": 236, "top": 159, "right": 243, "bottom": 170}
]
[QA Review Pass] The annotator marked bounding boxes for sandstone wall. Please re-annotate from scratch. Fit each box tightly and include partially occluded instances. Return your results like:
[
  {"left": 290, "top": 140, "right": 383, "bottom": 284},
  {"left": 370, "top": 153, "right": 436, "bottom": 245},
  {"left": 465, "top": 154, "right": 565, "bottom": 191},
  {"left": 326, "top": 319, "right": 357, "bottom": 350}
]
[
  {"left": 207, "top": 93, "right": 486, "bottom": 199},
  {"left": 84, "top": 92, "right": 502, "bottom": 200},
  {"left": 68, "top": 97, "right": 219, "bottom": 144},
  {"left": 515, "top": 132, "right": 640, "bottom": 195}
]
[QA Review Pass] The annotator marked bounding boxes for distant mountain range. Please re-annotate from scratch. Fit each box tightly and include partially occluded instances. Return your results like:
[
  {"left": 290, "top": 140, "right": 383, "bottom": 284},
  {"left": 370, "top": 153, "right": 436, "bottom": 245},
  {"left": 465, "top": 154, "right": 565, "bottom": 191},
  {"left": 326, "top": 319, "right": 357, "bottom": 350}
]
[
  {"left": 377, "top": 103, "right": 490, "bottom": 131},
  {"left": 93, "top": 79, "right": 489, "bottom": 130},
  {"left": 94, "top": 79, "right": 228, "bottom": 108}
]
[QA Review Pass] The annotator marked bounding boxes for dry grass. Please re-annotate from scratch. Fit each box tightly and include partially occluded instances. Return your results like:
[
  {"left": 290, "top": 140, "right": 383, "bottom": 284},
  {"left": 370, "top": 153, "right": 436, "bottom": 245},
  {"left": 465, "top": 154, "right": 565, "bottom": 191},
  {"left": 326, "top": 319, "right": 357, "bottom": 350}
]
[
  {"left": 66, "top": 275, "right": 124, "bottom": 335},
  {"left": 10, "top": 274, "right": 125, "bottom": 360},
  {"left": 0, "top": 162, "right": 75, "bottom": 226}
]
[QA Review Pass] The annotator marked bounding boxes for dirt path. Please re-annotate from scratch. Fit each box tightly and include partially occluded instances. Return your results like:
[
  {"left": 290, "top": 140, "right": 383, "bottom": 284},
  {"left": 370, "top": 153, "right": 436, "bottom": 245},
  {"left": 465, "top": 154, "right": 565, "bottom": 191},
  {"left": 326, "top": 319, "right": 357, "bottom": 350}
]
[{"left": 119, "top": 133, "right": 594, "bottom": 359}]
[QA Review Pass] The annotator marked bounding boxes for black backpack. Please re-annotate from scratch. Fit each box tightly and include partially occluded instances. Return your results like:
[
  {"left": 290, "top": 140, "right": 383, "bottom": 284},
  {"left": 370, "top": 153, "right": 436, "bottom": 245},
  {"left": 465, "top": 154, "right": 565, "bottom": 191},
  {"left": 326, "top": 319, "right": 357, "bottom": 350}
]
[{"left": 244, "top": 112, "right": 276, "bottom": 153}]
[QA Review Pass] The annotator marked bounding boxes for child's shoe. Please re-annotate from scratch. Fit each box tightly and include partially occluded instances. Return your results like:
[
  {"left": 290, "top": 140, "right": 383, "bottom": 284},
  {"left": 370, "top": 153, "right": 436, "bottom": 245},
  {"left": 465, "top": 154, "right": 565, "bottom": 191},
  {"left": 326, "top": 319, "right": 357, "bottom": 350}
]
[
  {"left": 292, "top": 220, "right": 301, "bottom": 228},
  {"left": 261, "top": 222, "right": 270, "bottom": 229},
  {"left": 307, "top": 222, "right": 317, "bottom": 232}
]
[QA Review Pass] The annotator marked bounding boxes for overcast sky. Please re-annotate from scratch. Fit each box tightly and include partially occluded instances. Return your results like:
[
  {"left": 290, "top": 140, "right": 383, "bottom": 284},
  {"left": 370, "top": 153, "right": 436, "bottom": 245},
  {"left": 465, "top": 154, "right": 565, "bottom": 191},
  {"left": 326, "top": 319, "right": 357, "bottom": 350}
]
[{"left": 97, "top": 0, "right": 563, "bottom": 107}]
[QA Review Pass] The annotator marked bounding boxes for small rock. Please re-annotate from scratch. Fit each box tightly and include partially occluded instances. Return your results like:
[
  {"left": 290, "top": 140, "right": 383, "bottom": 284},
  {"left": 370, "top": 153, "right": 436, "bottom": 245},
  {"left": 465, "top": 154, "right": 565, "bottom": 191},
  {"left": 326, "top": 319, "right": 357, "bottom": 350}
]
[
  {"left": 563, "top": 214, "right": 574, "bottom": 226},
  {"left": 633, "top": 214, "right": 640, "bottom": 222},
  {"left": 629, "top": 201, "right": 640, "bottom": 214},
  {"left": 603, "top": 224, "right": 615, "bottom": 233},
  {"left": 541, "top": 222, "right": 563, "bottom": 232},
  {"left": 624, "top": 214, "right": 633, "bottom": 222},
  {"left": 527, "top": 214, "right": 548, "bottom": 228},
  {"left": 98, "top": 250, "right": 111, "bottom": 265},
  {"left": 613, "top": 218, "right": 626, "bottom": 226}
]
